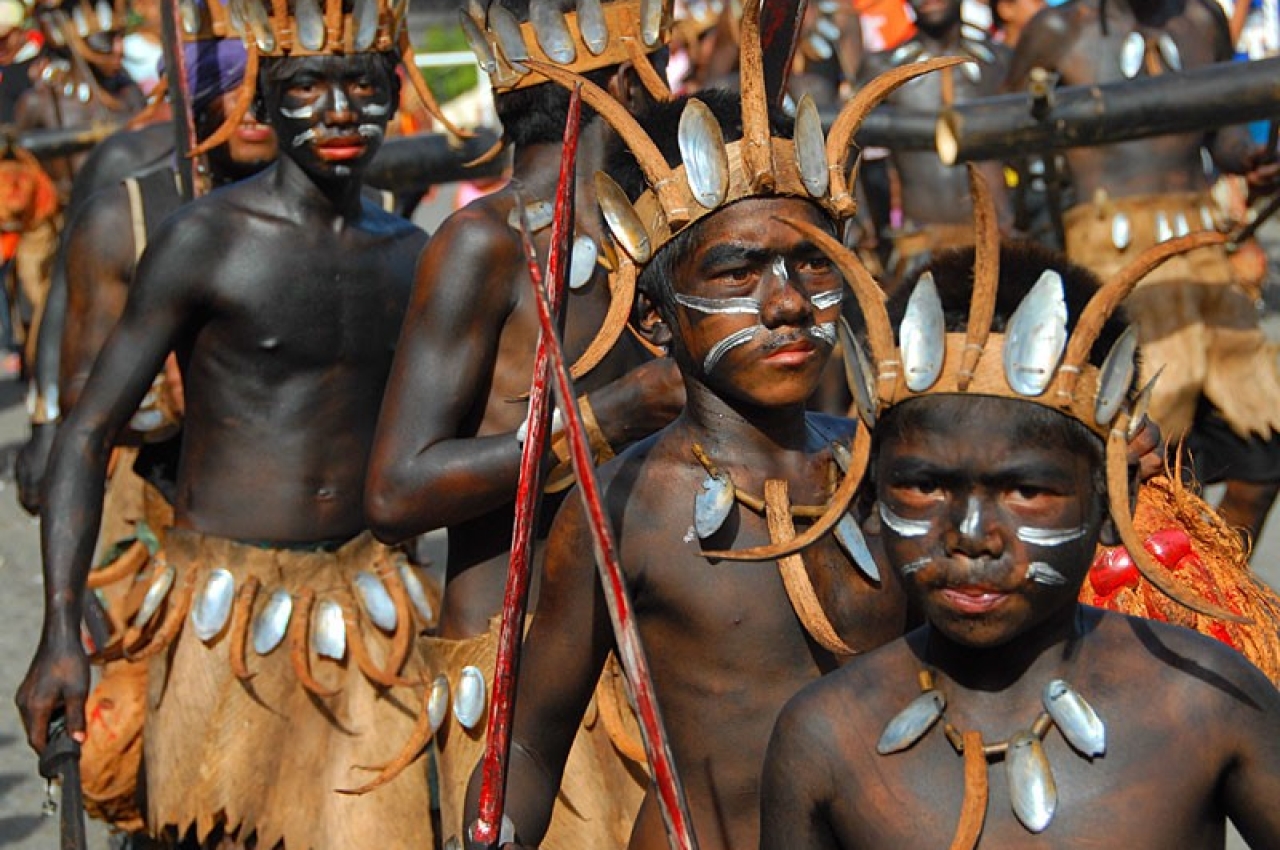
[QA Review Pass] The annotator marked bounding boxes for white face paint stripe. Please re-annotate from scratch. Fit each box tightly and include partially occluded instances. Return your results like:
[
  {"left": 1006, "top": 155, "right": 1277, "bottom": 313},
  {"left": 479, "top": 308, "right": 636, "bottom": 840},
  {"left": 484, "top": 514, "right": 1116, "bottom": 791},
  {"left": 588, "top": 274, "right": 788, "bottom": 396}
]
[
  {"left": 770, "top": 256, "right": 789, "bottom": 281},
  {"left": 673, "top": 293, "right": 761, "bottom": 315},
  {"left": 1016, "top": 525, "right": 1088, "bottom": 547},
  {"left": 357, "top": 124, "right": 384, "bottom": 139},
  {"left": 808, "top": 321, "right": 837, "bottom": 346},
  {"left": 291, "top": 128, "right": 319, "bottom": 148},
  {"left": 702, "top": 325, "right": 763, "bottom": 374},
  {"left": 1026, "top": 562, "right": 1068, "bottom": 586},
  {"left": 810, "top": 289, "right": 843, "bottom": 310},
  {"left": 361, "top": 101, "right": 389, "bottom": 116},
  {"left": 331, "top": 86, "right": 349, "bottom": 114},
  {"left": 900, "top": 556, "right": 931, "bottom": 576},
  {"left": 878, "top": 503, "right": 931, "bottom": 538},
  {"left": 958, "top": 496, "right": 982, "bottom": 538},
  {"left": 280, "top": 104, "right": 318, "bottom": 120}
]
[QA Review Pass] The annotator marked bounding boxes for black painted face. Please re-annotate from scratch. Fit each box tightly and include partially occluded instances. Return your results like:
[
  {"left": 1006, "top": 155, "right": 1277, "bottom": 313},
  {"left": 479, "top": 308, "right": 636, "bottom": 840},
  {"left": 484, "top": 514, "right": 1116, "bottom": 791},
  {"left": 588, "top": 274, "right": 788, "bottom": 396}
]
[
  {"left": 261, "top": 54, "right": 395, "bottom": 181},
  {"left": 873, "top": 395, "right": 1105, "bottom": 648},
  {"left": 908, "top": 0, "right": 963, "bottom": 35}
]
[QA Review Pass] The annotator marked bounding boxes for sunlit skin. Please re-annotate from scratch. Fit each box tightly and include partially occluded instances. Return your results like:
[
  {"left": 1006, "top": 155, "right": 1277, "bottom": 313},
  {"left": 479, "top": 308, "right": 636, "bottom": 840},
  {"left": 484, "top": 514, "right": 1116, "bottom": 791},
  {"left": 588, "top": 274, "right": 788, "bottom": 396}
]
[
  {"left": 759, "top": 395, "right": 1280, "bottom": 850},
  {"left": 471, "top": 196, "right": 906, "bottom": 850}
]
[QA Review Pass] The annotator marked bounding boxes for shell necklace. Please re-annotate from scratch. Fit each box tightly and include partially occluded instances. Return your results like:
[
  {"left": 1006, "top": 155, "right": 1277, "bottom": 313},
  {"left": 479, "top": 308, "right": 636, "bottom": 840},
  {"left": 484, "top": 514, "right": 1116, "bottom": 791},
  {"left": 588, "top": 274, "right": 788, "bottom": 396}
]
[{"left": 876, "top": 660, "right": 1106, "bottom": 849}]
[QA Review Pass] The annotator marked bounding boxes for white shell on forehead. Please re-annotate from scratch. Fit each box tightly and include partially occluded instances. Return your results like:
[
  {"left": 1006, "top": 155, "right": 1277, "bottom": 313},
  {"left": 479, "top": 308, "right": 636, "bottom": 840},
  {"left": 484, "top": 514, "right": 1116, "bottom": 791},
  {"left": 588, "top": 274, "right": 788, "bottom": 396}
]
[
  {"left": 243, "top": 0, "right": 276, "bottom": 53},
  {"left": 489, "top": 4, "right": 530, "bottom": 72},
  {"left": 1173, "top": 211, "right": 1190, "bottom": 238},
  {"left": 577, "top": 0, "right": 609, "bottom": 55},
  {"left": 694, "top": 471, "right": 735, "bottom": 539},
  {"left": 794, "top": 95, "right": 829, "bottom": 198},
  {"left": 1007, "top": 732, "right": 1057, "bottom": 832},
  {"left": 1094, "top": 325, "right": 1138, "bottom": 427},
  {"left": 639, "top": 0, "right": 664, "bottom": 47},
  {"left": 428, "top": 674, "right": 450, "bottom": 732},
  {"left": 1155, "top": 211, "right": 1173, "bottom": 243},
  {"left": 191, "top": 568, "right": 235, "bottom": 642},
  {"left": 1120, "top": 31, "right": 1145, "bottom": 78},
  {"left": 454, "top": 666, "right": 488, "bottom": 730},
  {"left": 569, "top": 235, "right": 598, "bottom": 290},
  {"left": 460, "top": 11, "right": 498, "bottom": 75},
  {"left": 95, "top": 0, "right": 113, "bottom": 29},
  {"left": 399, "top": 565, "right": 435, "bottom": 624},
  {"left": 530, "top": 0, "right": 577, "bottom": 64},
  {"left": 353, "top": 570, "right": 398, "bottom": 632},
  {"left": 899, "top": 271, "right": 947, "bottom": 392},
  {"left": 961, "top": 61, "right": 981, "bottom": 84},
  {"left": 1156, "top": 33, "right": 1182, "bottom": 70},
  {"left": 72, "top": 5, "right": 89, "bottom": 36},
  {"left": 679, "top": 99, "right": 730, "bottom": 210},
  {"left": 252, "top": 589, "right": 293, "bottom": 655},
  {"left": 596, "top": 173, "right": 653, "bottom": 264},
  {"left": 1003, "top": 269, "right": 1068, "bottom": 397},
  {"left": 352, "top": 0, "right": 380, "bottom": 50},
  {"left": 311, "top": 599, "right": 347, "bottom": 661},
  {"left": 179, "top": 0, "right": 200, "bottom": 35},
  {"left": 805, "top": 32, "right": 833, "bottom": 60},
  {"left": 134, "top": 565, "right": 176, "bottom": 630},
  {"left": 1200, "top": 205, "right": 1216, "bottom": 232},
  {"left": 1110, "top": 212, "right": 1131, "bottom": 251}
]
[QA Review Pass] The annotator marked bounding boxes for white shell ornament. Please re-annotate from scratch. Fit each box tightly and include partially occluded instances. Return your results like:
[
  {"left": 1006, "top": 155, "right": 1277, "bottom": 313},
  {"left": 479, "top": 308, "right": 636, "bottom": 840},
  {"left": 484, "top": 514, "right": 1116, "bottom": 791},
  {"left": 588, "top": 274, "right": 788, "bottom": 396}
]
[
  {"left": 840, "top": 318, "right": 879, "bottom": 426},
  {"left": 805, "top": 33, "right": 833, "bottom": 60},
  {"left": 1094, "top": 326, "right": 1138, "bottom": 427},
  {"left": 242, "top": 0, "right": 276, "bottom": 52},
  {"left": 191, "top": 568, "right": 235, "bottom": 642},
  {"left": 399, "top": 565, "right": 435, "bottom": 624},
  {"left": 596, "top": 173, "right": 653, "bottom": 264},
  {"left": 876, "top": 690, "right": 945, "bottom": 754},
  {"left": 1156, "top": 33, "right": 1182, "bottom": 70},
  {"left": 530, "top": 0, "right": 576, "bottom": 64},
  {"left": 1173, "top": 211, "right": 1190, "bottom": 238},
  {"left": 678, "top": 99, "right": 730, "bottom": 209},
  {"left": 569, "top": 235, "right": 598, "bottom": 290},
  {"left": 134, "top": 565, "right": 176, "bottom": 629},
  {"left": 1110, "top": 212, "right": 1131, "bottom": 251},
  {"left": 1043, "top": 679, "right": 1106, "bottom": 757},
  {"left": 577, "top": 0, "right": 609, "bottom": 55},
  {"left": 428, "top": 674, "right": 451, "bottom": 732},
  {"left": 508, "top": 199, "right": 554, "bottom": 233},
  {"left": 311, "top": 599, "right": 347, "bottom": 661},
  {"left": 639, "top": 0, "right": 664, "bottom": 46},
  {"left": 352, "top": 0, "right": 379, "bottom": 50},
  {"left": 899, "top": 271, "right": 947, "bottom": 392},
  {"left": 1155, "top": 211, "right": 1173, "bottom": 243},
  {"left": 179, "top": 0, "right": 200, "bottom": 35},
  {"left": 834, "top": 513, "right": 880, "bottom": 583},
  {"left": 252, "top": 589, "right": 293, "bottom": 655},
  {"left": 794, "top": 95, "right": 829, "bottom": 198},
  {"left": 353, "top": 570, "right": 398, "bottom": 632},
  {"left": 1007, "top": 731, "right": 1057, "bottom": 833},
  {"left": 1120, "top": 31, "right": 1145, "bottom": 78},
  {"left": 489, "top": 4, "right": 530, "bottom": 73},
  {"left": 460, "top": 11, "right": 497, "bottom": 75},
  {"left": 1003, "top": 269, "right": 1068, "bottom": 397},
  {"left": 694, "top": 471, "right": 735, "bottom": 539},
  {"left": 454, "top": 665, "right": 488, "bottom": 730}
]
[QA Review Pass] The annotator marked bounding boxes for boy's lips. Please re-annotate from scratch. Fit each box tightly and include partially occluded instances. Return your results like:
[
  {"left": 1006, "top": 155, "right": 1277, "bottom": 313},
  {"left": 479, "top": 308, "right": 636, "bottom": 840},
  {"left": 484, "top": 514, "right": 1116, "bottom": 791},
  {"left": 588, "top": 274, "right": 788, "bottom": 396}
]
[
  {"left": 763, "top": 339, "right": 816, "bottom": 365},
  {"left": 315, "top": 138, "right": 367, "bottom": 160},
  {"left": 235, "top": 123, "right": 273, "bottom": 143},
  {"left": 938, "top": 585, "right": 1011, "bottom": 614}
]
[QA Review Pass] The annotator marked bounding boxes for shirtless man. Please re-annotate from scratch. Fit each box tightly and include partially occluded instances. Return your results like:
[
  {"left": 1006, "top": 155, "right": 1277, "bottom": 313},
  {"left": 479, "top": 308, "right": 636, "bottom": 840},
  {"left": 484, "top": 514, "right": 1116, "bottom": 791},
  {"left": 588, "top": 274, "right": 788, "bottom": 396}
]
[
  {"left": 1008, "top": 0, "right": 1280, "bottom": 543},
  {"left": 760, "top": 245, "right": 1280, "bottom": 849},
  {"left": 366, "top": 2, "right": 681, "bottom": 843},
  {"left": 859, "top": 0, "right": 1011, "bottom": 288},
  {"left": 15, "top": 4, "right": 436, "bottom": 844},
  {"left": 464, "top": 82, "right": 908, "bottom": 849}
]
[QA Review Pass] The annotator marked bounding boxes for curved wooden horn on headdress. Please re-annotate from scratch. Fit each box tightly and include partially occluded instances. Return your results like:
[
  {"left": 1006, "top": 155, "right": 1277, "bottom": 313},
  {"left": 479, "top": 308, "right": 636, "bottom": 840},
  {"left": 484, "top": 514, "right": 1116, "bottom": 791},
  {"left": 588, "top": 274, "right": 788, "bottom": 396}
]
[
  {"left": 269, "top": 0, "right": 292, "bottom": 51},
  {"left": 738, "top": 0, "right": 774, "bottom": 192},
  {"left": 774, "top": 217, "right": 897, "bottom": 390},
  {"left": 704, "top": 424, "right": 870, "bottom": 562},
  {"left": 1054, "top": 231, "right": 1226, "bottom": 399},
  {"left": 127, "top": 77, "right": 169, "bottom": 130},
  {"left": 337, "top": 683, "right": 433, "bottom": 795},
  {"left": 228, "top": 575, "right": 261, "bottom": 681},
  {"left": 399, "top": 30, "right": 473, "bottom": 140},
  {"left": 525, "top": 58, "right": 679, "bottom": 210},
  {"left": 56, "top": 15, "right": 126, "bottom": 111},
  {"left": 1106, "top": 420, "right": 1249, "bottom": 622},
  {"left": 189, "top": 41, "right": 260, "bottom": 157},
  {"left": 620, "top": 14, "right": 672, "bottom": 104},
  {"left": 825, "top": 56, "right": 969, "bottom": 217},
  {"left": 565, "top": 255, "right": 638, "bottom": 380},
  {"left": 958, "top": 164, "right": 999, "bottom": 390}
]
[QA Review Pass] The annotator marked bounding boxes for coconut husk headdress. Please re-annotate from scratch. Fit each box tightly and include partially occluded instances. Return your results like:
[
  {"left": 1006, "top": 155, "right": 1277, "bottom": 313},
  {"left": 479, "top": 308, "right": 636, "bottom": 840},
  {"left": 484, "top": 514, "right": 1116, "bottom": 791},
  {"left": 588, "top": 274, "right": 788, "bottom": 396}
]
[
  {"left": 184, "top": 0, "right": 467, "bottom": 156},
  {"left": 525, "top": 0, "right": 965, "bottom": 384},
  {"left": 38, "top": 0, "right": 134, "bottom": 111},
  {"left": 768, "top": 165, "right": 1245, "bottom": 623}
]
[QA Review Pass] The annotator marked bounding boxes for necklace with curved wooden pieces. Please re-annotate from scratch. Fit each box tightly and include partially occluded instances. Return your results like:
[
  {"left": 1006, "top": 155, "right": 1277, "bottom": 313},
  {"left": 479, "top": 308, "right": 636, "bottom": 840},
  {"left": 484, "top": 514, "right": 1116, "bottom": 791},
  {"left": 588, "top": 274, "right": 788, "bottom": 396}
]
[
  {"left": 773, "top": 164, "right": 1245, "bottom": 622},
  {"left": 187, "top": 0, "right": 466, "bottom": 158}
]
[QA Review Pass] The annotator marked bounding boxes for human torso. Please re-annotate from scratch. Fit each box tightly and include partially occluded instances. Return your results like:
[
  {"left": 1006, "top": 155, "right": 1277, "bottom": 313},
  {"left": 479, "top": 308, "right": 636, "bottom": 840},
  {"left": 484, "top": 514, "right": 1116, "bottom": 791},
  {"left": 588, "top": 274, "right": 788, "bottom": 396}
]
[
  {"left": 611, "top": 416, "right": 906, "bottom": 850},
  {"left": 171, "top": 177, "right": 423, "bottom": 544}
]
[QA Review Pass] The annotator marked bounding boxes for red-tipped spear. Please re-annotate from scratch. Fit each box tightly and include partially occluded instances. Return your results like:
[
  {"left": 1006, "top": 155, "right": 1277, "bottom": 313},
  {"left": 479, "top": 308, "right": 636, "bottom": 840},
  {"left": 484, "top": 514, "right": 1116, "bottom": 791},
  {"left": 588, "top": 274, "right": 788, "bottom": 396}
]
[
  {"left": 470, "top": 86, "right": 583, "bottom": 848},
  {"left": 516, "top": 186, "right": 701, "bottom": 850}
]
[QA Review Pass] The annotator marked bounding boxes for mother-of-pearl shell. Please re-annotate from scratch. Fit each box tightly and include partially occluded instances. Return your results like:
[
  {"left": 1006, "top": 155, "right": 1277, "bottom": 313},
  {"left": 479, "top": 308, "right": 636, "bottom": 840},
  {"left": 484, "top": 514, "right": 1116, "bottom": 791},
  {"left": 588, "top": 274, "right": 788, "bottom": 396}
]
[
  {"left": 453, "top": 665, "right": 488, "bottom": 730},
  {"left": 353, "top": 570, "right": 398, "bottom": 632},
  {"left": 311, "top": 599, "right": 347, "bottom": 661},
  {"left": 252, "top": 589, "right": 293, "bottom": 655},
  {"left": 191, "top": 568, "right": 235, "bottom": 642}
]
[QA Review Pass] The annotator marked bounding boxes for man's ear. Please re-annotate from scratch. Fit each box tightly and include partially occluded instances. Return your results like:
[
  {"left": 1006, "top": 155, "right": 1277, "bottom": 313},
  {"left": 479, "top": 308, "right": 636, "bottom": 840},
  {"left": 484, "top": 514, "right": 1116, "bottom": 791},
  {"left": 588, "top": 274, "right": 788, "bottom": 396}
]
[{"left": 633, "top": 290, "right": 671, "bottom": 352}]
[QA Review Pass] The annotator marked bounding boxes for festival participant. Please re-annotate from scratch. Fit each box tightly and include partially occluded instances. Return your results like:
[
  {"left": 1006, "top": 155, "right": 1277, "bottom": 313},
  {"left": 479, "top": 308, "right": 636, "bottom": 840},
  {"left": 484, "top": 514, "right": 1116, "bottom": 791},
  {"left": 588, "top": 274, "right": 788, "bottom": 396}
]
[
  {"left": 759, "top": 243, "right": 1280, "bottom": 850},
  {"left": 14, "top": 0, "right": 455, "bottom": 844},
  {"left": 366, "top": 2, "right": 684, "bottom": 844},
  {"left": 1008, "top": 0, "right": 1280, "bottom": 544},
  {"left": 457, "top": 10, "right": 955, "bottom": 845},
  {"left": 858, "top": 0, "right": 1011, "bottom": 289}
]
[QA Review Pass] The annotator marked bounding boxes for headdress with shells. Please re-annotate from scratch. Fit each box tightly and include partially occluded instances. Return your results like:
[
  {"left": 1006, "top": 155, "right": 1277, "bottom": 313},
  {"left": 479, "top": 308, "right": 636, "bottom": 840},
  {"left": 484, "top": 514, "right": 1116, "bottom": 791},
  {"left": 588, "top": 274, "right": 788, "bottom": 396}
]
[
  {"left": 525, "top": 0, "right": 963, "bottom": 380},
  {"left": 35, "top": 0, "right": 133, "bottom": 110},
  {"left": 460, "top": 0, "right": 674, "bottom": 97},
  {"left": 768, "top": 165, "right": 1245, "bottom": 624},
  {"left": 184, "top": 0, "right": 466, "bottom": 156}
]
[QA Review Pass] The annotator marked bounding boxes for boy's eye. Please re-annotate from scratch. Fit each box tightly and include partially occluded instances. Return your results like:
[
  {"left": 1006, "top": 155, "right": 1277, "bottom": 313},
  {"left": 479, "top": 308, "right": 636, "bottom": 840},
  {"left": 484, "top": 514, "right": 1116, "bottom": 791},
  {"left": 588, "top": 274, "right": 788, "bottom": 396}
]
[
  {"left": 795, "top": 256, "right": 834, "bottom": 275},
  {"left": 891, "top": 481, "right": 944, "bottom": 509},
  {"left": 1005, "top": 485, "right": 1061, "bottom": 511}
]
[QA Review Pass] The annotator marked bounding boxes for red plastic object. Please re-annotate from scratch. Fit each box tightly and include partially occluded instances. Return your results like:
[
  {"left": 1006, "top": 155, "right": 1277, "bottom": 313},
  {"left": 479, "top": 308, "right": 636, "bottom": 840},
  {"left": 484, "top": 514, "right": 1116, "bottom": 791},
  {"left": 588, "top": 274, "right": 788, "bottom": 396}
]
[
  {"left": 1142, "top": 527, "right": 1193, "bottom": 569},
  {"left": 1089, "top": 547, "right": 1140, "bottom": 598}
]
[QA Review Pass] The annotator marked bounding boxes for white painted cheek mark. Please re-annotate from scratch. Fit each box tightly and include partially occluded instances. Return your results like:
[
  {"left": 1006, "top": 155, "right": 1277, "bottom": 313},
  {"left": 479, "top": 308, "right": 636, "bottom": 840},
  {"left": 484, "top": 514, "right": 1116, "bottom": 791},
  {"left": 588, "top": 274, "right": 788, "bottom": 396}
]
[
  {"left": 673, "top": 293, "right": 761, "bottom": 315},
  {"left": 958, "top": 496, "right": 982, "bottom": 538},
  {"left": 770, "top": 256, "right": 789, "bottom": 282},
  {"left": 878, "top": 503, "right": 931, "bottom": 538},
  {"left": 331, "top": 86, "right": 349, "bottom": 114},
  {"left": 899, "top": 556, "right": 932, "bottom": 576},
  {"left": 361, "top": 101, "right": 389, "bottom": 117},
  {"left": 1016, "top": 525, "right": 1087, "bottom": 547},
  {"left": 280, "top": 104, "right": 318, "bottom": 120},
  {"left": 808, "top": 321, "right": 837, "bottom": 346},
  {"left": 291, "top": 127, "right": 319, "bottom": 148},
  {"left": 1025, "top": 561, "right": 1068, "bottom": 586},
  {"left": 810, "top": 289, "right": 843, "bottom": 310},
  {"left": 702, "top": 325, "right": 763, "bottom": 374},
  {"left": 357, "top": 123, "right": 384, "bottom": 139}
]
